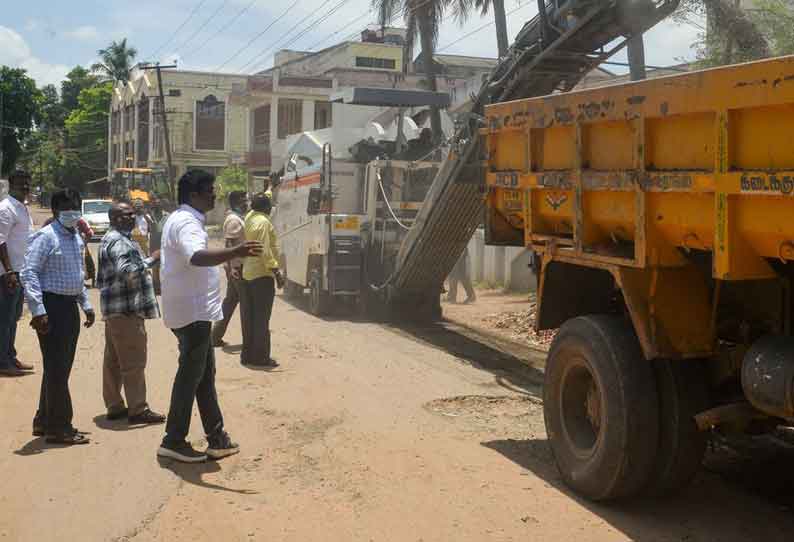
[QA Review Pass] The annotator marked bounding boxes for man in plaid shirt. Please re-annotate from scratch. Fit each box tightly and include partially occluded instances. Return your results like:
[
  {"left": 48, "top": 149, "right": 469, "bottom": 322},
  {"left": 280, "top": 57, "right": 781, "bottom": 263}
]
[{"left": 97, "top": 202, "right": 165, "bottom": 425}]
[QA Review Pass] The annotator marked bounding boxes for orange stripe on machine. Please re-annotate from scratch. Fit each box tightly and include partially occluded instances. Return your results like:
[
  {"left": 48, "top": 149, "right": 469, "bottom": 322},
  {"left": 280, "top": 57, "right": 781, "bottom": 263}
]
[{"left": 281, "top": 173, "right": 321, "bottom": 190}]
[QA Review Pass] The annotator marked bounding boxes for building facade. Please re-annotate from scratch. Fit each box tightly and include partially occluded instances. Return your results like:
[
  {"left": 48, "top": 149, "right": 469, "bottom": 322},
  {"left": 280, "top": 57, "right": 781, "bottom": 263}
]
[{"left": 109, "top": 68, "right": 249, "bottom": 184}]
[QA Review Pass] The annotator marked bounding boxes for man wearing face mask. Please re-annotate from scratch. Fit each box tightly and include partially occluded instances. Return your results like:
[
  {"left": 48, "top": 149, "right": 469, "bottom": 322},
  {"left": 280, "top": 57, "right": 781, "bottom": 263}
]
[
  {"left": 97, "top": 202, "right": 166, "bottom": 425},
  {"left": 22, "top": 188, "right": 95, "bottom": 445},
  {"left": 0, "top": 170, "right": 35, "bottom": 376}
]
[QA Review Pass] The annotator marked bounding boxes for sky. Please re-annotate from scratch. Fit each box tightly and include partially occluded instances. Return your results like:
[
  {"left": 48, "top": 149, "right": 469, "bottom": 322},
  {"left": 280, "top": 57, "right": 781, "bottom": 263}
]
[{"left": 0, "top": 0, "right": 702, "bottom": 89}]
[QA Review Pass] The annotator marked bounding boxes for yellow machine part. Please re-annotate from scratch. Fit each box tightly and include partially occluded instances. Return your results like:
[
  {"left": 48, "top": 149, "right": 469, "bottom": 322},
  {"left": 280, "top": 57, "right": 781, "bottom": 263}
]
[
  {"left": 128, "top": 189, "right": 151, "bottom": 203},
  {"left": 483, "top": 55, "right": 794, "bottom": 358}
]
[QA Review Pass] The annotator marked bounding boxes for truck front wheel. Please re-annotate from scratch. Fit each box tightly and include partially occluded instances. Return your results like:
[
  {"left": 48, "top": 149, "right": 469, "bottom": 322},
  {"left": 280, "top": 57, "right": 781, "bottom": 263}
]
[{"left": 544, "top": 315, "right": 659, "bottom": 501}]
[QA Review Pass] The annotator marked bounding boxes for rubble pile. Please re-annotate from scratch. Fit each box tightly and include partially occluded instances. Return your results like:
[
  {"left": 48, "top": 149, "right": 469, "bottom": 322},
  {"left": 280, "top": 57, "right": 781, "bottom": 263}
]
[{"left": 482, "top": 302, "right": 557, "bottom": 349}]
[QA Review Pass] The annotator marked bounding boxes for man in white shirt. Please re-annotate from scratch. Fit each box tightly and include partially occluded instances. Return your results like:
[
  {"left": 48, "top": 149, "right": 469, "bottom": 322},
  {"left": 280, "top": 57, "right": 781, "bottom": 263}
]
[
  {"left": 0, "top": 171, "right": 34, "bottom": 376},
  {"left": 157, "top": 170, "right": 262, "bottom": 463}
]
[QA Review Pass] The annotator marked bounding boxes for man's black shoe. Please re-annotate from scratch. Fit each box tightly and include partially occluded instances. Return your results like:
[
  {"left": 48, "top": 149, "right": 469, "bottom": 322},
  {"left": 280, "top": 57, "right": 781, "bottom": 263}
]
[
  {"left": 129, "top": 408, "right": 166, "bottom": 425},
  {"left": 157, "top": 441, "right": 207, "bottom": 463},
  {"left": 106, "top": 408, "right": 129, "bottom": 421}
]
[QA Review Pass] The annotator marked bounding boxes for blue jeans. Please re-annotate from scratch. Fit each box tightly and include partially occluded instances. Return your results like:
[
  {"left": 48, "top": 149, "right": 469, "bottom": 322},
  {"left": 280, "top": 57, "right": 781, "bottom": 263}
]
[
  {"left": 0, "top": 282, "right": 23, "bottom": 368},
  {"left": 162, "top": 321, "right": 225, "bottom": 446}
]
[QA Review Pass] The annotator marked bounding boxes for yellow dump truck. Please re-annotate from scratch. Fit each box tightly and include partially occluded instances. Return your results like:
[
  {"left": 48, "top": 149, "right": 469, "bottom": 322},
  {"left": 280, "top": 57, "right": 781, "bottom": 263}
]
[{"left": 483, "top": 55, "right": 794, "bottom": 500}]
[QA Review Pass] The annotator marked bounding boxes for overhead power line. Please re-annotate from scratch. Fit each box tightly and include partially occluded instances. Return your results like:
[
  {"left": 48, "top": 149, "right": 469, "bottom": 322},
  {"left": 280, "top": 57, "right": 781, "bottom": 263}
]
[
  {"left": 278, "top": 0, "right": 354, "bottom": 51},
  {"left": 186, "top": 0, "right": 261, "bottom": 61},
  {"left": 174, "top": 0, "right": 232, "bottom": 56},
  {"left": 147, "top": 0, "right": 209, "bottom": 60},
  {"left": 437, "top": 2, "right": 531, "bottom": 52},
  {"left": 214, "top": 0, "right": 300, "bottom": 72},
  {"left": 306, "top": 9, "right": 373, "bottom": 51},
  {"left": 237, "top": 0, "right": 337, "bottom": 73}
]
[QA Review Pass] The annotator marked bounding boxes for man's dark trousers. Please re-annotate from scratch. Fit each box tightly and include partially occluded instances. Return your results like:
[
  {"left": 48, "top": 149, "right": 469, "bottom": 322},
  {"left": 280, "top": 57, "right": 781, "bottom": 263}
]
[
  {"left": 211, "top": 276, "right": 241, "bottom": 345},
  {"left": 163, "top": 321, "right": 225, "bottom": 446},
  {"left": 0, "top": 281, "right": 23, "bottom": 369},
  {"left": 33, "top": 293, "right": 80, "bottom": 436},
  {"left": 239, "top": 276, "right": 275, "bottom": 364}
]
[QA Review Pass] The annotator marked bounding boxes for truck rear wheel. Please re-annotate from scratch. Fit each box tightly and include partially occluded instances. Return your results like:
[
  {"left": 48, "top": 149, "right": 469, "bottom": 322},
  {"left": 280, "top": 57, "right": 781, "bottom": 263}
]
[
  {"left": 309, "top": 270, "right": 329, "bottom": 316},
  {"left": 645, "top": 360, "right": 709, "bottom": 496},
  {"left": 544, "top": 315, "right": 659, "bottom": 501}
]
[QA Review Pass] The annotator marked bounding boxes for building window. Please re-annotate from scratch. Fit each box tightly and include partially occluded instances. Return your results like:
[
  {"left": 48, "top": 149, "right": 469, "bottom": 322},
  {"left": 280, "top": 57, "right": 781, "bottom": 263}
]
[
  {"left": 314, "top": 102, "right": 332, "bottom": 130},
  {"left": 355, "top": 56, "right": 396, "bottom": 70},
  {"left": 125, "top": 105, "right": 135, "bottom": 133},
  {"left": 111, "top": 110, "right": 120, "bottom": 136},
  {"left": 253, "top": 105, "right": 271, "bottom": 149},
  {"left": 195, "top": 95, "right": 226, "bottom": 151},
  {"left": 277, "top": 99, "right": 302, "bottom": 139},
  {"left": 138, "top": 96, "right": 150, "bottom": 164}
]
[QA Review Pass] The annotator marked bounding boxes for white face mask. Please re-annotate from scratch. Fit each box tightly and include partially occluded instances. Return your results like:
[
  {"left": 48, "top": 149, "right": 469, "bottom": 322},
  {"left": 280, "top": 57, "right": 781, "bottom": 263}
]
[{"left": 58, "top": 210, "right": 82, "bottom": 229}]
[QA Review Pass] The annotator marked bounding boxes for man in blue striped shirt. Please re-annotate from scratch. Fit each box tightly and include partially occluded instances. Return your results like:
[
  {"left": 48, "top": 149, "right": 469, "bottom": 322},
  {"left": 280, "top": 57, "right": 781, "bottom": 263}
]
[{"left": 22, "top": 189, "right": 96, "bottom": 445}]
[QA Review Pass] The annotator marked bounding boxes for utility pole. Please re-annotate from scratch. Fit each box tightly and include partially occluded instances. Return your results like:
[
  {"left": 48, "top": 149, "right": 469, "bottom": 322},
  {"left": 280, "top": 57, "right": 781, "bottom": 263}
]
[
  {"left": 140, "top": 63, "right": 177, "bottom": 200},
  {"left": 38, "top": 145, "right": 43, "bottom": 193}
]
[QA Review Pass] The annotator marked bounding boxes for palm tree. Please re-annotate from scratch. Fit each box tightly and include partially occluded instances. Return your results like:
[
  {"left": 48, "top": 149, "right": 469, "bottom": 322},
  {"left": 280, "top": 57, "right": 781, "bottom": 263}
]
[
  {"left": 91, "top": 39, "right": 138, "bottom": 83},
  {"left": 455, "top": 0, "right": 508, "bottom": 58},
  {"left": 373, "top": 0, "right": 469, "bottom": 143}
]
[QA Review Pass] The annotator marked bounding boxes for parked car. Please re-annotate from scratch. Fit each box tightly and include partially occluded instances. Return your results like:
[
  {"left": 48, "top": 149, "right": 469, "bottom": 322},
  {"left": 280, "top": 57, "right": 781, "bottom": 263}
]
[{"left": 82, "top": 199, "right": 113, "bottom": 239}]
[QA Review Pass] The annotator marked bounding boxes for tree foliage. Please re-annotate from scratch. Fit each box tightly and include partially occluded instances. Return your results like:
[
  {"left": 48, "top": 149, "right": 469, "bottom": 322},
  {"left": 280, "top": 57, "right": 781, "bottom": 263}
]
[
  {"left": 216, "top": 165, "right": 249, "bottom": 197},
  {"left": 674, "top": 0, "right": 773, "bottom": 67},
  {"left": 61, "top": 66, "right": 100, "bottom": 113},
  {"left": 0, "top": 66, "right": 42, "bottom": 176}
]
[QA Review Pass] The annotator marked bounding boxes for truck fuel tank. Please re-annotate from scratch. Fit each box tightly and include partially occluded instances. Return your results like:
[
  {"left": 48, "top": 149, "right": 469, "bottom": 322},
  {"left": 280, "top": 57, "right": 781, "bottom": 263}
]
[{"left": 742, "top": 335, "right": 794, "bottom": 420}]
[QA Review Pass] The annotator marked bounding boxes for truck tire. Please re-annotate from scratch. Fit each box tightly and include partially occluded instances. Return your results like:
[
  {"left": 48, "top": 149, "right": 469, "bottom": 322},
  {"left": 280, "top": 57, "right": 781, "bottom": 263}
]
[
  {"left": 544, "top": 315, "right": 659, "bottom": 501},
  {"left": 645, "top": 360, "right": 709, "bottom": 496},
  {"left": 309, "top": 270, "right": 329, "bottom": 316}
]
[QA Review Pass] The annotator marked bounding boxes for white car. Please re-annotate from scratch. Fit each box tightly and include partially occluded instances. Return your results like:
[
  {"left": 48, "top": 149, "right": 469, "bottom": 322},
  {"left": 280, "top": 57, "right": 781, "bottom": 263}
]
[{"left": 82, "top": 199, "right": 113, "bottom": 239}]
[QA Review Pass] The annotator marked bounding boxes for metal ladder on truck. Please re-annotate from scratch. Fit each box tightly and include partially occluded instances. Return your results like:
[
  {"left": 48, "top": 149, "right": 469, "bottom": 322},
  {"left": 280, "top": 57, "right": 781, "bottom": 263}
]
[{"left": 382, "top": 0, "right": 680, "bottom": 316}]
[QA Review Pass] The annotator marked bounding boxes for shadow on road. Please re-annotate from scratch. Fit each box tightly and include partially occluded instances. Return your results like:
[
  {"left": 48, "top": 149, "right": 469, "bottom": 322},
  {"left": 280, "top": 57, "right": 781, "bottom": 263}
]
[
  {"left": 482, "top": 437, "right": 794, "bottom": 541},
  {"left": 14, "top": 437, "right": 51, "bottom": 456},
  {"left": 278, "top": 293, "right": 544, "bottom": 398},
  {"left": 92, "top": 414, "right": 162, "bottom": 432},
  {"left": 387, "top": 320, "right": 544, "bottom": 398},
  {"left": 157, "top": 456, "right": 259, "bottom": 495}
]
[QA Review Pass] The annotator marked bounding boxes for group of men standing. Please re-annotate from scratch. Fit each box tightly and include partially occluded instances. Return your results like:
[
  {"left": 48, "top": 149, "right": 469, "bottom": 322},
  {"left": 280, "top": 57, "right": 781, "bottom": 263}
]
[{"left": 1, "top": 168, "right": 283, "bottom": 463}]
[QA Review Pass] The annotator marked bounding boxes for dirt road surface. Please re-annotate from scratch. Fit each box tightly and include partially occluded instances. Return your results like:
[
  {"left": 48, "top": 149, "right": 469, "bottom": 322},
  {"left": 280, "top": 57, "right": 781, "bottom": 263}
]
[{"left": 2, "top": 231, "right": 794, "bottom": 541}]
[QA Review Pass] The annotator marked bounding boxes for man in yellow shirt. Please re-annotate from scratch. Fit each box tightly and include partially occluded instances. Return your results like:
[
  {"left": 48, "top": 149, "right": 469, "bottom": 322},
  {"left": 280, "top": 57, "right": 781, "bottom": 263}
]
[{"left": 239, "top": 192, "right": 283, "bottom": 367}]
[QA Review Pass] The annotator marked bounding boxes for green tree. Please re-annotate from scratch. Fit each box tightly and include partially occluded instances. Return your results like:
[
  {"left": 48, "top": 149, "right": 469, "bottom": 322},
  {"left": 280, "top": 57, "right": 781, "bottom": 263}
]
[
  {"left": 36, "top": 84, "right": 66, "bottom": 132},
  {"left": 674, "top": 0, "right": 770, "bottom": 67},
  {"left": 91, "top": 39, "right": 138, "bottom": 82},
  {"left": 62, "top": 82, "right": 113, "bottom": 189},
  {"left": 0, "top": 66, "right": 42, "bottom": 176},
  {"left": 749, "top": 0, "right": 794, "bottom": 56},
  {"left": 61, "top": 66, "right": 100, "bottom": 113},
  {"left": 17, "top": 131, "right": 61, "bottom": 193},
  {"left": 216, "top": 165, "right": 249, "bottom": 197}
]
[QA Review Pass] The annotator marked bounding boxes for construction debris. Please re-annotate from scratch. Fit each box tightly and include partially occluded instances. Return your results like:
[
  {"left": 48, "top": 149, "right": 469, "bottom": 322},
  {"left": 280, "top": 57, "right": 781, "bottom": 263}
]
[{"left": 481, "top": 300, "right": 557, "bottom": 349}]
